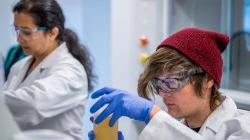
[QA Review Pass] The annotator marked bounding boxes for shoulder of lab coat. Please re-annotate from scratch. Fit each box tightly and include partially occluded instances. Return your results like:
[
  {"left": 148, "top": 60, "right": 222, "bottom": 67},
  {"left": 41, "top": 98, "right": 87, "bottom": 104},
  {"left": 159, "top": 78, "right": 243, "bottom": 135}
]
[
  {"left": 139, "top": 110, "right": 203, "bottom": 140},
  {"left": 198, "top": 96, "right": 237, "bottom": 136},
  {"left": 200, "top": 96, "right": 250, "bottom": 139},
  {"left": 214, "top": 111, "right": 250, "bottom": 139},
  {"left": 2, "top": 43, "right": 88, "bottom": 127},
  {"left": 3, "top": 55, "right": 32, "bottom": 89},
  {"left": 139, "top": 96, "right": 250, "bottom": 140}
]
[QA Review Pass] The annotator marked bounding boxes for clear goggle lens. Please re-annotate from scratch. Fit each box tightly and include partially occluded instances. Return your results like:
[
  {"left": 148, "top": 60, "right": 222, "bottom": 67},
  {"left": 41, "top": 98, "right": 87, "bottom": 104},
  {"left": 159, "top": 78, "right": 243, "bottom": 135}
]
[
  {"left": 150, "top": 68, "right": 204, "bottom": 94},
  {"left": 13, "top": 26, "right": 47, "bottom": 40}
]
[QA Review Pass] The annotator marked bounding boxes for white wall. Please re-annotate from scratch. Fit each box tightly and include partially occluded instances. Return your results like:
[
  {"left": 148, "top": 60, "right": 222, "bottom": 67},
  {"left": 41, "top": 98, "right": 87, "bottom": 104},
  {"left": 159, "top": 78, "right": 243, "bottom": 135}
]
[
  {"left": 111, "top": 0, "right": 166, "bottom": 139},
  {"left": 0, "top": 0, "right": 17, "bottom": 56},
  {"left": 81, "top": 0, "right": 111, "bottom": 139},
  {"left": 58, "top": 0, "right": 85, "bottom": 43}
]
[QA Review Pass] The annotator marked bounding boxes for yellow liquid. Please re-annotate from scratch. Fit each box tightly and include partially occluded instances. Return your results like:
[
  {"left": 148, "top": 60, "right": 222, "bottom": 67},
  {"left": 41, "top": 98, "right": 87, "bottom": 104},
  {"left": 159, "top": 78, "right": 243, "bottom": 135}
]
[{"left": 94, "top": 116, "right": 118, "bottom": 140}]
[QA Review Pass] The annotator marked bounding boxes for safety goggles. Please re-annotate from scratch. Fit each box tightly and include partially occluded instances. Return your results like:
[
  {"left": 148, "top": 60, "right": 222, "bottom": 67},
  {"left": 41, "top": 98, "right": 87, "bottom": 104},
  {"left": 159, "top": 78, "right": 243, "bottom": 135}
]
[
  {"left": 13, "top": 26, "right": 48, "bottom": 40},
  {"left": 151, "top": 68, "right": 204, "bottom": 94}
]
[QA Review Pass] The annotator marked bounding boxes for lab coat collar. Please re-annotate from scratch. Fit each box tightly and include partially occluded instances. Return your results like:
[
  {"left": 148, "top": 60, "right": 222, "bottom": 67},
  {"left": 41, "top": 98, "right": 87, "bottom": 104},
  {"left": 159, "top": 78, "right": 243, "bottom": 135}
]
[
  {"left": 24, "top": 42, "right": 69, "bottom": 70},
  {"left": 39, "top": 42, "right": 69, "bottom": 69},
  {"left": 3, "top": 43, "right": 70, "bottom": 89},
  {"left": 199, "top": 96, "right": 237, "bottom": 134}
]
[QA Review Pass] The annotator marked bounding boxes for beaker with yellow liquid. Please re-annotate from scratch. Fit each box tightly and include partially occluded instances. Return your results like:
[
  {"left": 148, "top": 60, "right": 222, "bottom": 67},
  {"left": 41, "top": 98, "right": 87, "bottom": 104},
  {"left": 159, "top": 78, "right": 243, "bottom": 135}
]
[{"left": 94, "top": 116, "right": 118, "bottom": 140}]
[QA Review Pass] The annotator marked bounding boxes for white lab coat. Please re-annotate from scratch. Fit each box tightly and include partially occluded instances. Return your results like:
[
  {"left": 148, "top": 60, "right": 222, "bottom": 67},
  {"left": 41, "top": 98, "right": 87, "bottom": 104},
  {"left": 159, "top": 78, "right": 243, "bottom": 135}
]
[
  {"left": 139, "top": 96, "right": 250, "bottom": 140},
  {"left": 1, "top": 43, "right": 88, "bottom": 140}
]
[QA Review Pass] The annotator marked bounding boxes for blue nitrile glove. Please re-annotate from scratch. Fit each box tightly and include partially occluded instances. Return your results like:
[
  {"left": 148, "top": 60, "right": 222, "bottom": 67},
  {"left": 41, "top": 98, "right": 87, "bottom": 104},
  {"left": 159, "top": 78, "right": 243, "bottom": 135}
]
[
  {"left": 88, "top": 130, "right": 124, "bottom": 140},
  {"left": 90, "top": 87, "right": 154, "bottom": 127}
]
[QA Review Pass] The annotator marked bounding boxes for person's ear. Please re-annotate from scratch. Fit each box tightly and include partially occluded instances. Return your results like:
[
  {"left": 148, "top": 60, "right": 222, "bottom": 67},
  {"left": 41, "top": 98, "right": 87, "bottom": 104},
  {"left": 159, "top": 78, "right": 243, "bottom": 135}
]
[
  {"left": 48, "top": 27, "right": 59, "bottom": 41},
  {"left": 206, "top": 78, "right": 214, "bottom": 89}
]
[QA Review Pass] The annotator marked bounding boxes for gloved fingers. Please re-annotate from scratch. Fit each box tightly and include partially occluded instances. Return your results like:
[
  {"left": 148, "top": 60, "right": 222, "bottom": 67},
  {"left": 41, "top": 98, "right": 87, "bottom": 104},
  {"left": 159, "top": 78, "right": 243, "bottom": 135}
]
[
  {"left": 91, "top": 87, "right": 116, "bottom": 99},
  {"left": 118, "top": 131, "right": 124, "bottom": 140},
  {"left": 109, "top": 109, "right": 122, "bottom": 127},
  {"left": 90, "top": 94, "right": 111, "bottom": 113},
  {"left": 90, "top": 116, "right": 94, "bottom": 123},
  {"left": 88, "top": 130, "right": 94, "bottom": 140},
  {"left": 95, "top": 101, "right": 115, "bottom": 124}
]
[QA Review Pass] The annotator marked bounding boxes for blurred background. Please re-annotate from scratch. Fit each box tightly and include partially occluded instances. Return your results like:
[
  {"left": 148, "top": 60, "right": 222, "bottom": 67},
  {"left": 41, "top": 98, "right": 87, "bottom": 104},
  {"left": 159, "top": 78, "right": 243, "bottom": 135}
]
[{"left": 1, "top": 0, "right": 250, "bottom": 139}]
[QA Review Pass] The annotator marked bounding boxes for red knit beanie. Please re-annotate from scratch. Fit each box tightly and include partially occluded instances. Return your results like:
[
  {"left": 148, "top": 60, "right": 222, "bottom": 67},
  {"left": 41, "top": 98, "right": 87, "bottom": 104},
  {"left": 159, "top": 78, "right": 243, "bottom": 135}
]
[{"left": 157, "top": 28, "right": 229, "bottom": 87}]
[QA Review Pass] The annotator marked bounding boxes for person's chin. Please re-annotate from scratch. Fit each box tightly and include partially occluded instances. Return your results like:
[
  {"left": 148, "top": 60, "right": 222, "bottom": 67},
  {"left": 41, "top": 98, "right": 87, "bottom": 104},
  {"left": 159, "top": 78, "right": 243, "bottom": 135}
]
[
  {"left": 168, "top": 110, "right": 182, "bottom": 119},
  {"left": 21, "top": 46, "right": 30, "bottom": 53},
  {"left": 23, "top": 51, "right": 31, "bottom": 55},
  {"left": 22, "top": 48, "right": 32, "bottom": 55}
]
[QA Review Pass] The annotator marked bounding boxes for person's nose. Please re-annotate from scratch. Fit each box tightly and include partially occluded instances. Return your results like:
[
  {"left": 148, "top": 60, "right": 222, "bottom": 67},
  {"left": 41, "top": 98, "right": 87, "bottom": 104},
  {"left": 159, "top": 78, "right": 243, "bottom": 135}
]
[{"left": 17, "top": 33, "right": 25, "bottom": 44}]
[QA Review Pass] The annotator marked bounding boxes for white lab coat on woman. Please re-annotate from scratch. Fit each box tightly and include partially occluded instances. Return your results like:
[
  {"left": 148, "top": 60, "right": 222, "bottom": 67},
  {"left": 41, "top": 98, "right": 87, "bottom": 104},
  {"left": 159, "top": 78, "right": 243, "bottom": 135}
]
[
  {"left": 1, "top": 43, "right": 88, "bottom": 140},
  {"left": 139, "top": 96, "right": 250, "bottom": 140}
]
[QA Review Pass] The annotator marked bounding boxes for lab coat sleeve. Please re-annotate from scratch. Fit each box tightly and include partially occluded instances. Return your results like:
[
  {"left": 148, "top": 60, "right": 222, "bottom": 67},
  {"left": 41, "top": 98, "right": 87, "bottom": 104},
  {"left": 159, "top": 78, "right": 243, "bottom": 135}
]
[
  {"left": 139, "top": 111, "right": 204, "bottom": 140},
  {"left": 2, "top": 63, "right": 87, "bottom": 127}
]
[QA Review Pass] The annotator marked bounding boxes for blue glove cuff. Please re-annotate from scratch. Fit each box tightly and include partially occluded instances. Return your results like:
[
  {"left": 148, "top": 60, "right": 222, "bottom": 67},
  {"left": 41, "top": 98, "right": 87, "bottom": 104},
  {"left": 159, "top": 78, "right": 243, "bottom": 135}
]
[{"left": 143, "top": 102, "right": 154, "bottom": 124}]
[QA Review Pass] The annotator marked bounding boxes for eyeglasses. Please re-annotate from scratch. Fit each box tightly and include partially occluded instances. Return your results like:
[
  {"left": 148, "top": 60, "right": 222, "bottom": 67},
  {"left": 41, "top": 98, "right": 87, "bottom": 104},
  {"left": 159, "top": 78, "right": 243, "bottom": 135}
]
[
  {"left": 13, "top": 26, "right": 48, "bottom": 40},
  {"left": 150, "top": 68, "right": 204, "bottom": 94}
]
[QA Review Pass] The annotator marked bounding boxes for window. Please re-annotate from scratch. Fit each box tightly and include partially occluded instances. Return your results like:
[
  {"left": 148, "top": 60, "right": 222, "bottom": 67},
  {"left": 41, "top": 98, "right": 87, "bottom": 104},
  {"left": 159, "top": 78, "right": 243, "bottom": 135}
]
[
  {"left": 226, "top": 0, "right": 250, "bottom": 92},
  {"left": 168, "top": 0, "right": 250, "bottom": 110}
]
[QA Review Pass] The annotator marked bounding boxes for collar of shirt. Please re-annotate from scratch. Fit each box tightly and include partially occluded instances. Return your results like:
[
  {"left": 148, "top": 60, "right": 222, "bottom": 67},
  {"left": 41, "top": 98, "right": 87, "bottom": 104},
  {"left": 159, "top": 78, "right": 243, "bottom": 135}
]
[
  {"left": 39, "top": 42, "right": 69, "bottom": 69},
  {"left": 199, "top": 96, "right": 237, "bottom": 134}
]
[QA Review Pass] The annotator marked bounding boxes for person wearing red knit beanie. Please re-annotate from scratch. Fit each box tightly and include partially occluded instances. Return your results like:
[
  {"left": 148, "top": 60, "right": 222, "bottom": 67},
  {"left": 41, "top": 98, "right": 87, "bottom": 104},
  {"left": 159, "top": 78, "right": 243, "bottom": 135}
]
[{"left": 89, "top": 28, "right": 250, "bottom": 140}]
